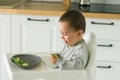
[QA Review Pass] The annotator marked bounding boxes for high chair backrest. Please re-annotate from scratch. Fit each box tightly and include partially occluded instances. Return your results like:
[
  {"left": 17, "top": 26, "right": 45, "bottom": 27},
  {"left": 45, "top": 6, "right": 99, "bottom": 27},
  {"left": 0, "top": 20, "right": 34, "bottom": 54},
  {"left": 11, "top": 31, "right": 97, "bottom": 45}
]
[
  {"left": 83, "top": 32, "right": 96, "bottom": 80},
  {"left": 83, "top": 32, "right": 96, "bottom": 71}
]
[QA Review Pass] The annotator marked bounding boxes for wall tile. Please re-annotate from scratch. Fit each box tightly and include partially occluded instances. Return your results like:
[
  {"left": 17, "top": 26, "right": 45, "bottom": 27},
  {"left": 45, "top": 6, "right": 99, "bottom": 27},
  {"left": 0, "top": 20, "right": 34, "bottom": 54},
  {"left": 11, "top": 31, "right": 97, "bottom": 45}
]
[
  {"left": 105, "top": 0, "right": 120, "bottom": 4},
  {"left": 28, "top": 0, "right": 120, "bottom": 4}
]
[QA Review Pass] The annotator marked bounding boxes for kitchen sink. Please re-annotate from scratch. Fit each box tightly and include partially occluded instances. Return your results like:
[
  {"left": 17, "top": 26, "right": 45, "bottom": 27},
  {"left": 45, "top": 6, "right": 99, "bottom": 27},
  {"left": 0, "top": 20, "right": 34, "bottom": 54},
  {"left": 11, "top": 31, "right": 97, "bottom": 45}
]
[{"left": 0, "top": 0, "right": 24, "bottom": 8}]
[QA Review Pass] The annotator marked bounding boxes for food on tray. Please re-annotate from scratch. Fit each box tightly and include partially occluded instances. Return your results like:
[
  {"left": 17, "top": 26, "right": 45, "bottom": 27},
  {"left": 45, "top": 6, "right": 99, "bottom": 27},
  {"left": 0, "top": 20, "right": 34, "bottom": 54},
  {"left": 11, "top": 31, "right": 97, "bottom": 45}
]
[
  {"left": 11, "top": 54, "right": 42, "bottom": 69},
  {"left": 11, "top": 57, "right": 28, "bottom": 66},
  {"left": 51, "top": 53, "right": 62, "bottom": 59}
]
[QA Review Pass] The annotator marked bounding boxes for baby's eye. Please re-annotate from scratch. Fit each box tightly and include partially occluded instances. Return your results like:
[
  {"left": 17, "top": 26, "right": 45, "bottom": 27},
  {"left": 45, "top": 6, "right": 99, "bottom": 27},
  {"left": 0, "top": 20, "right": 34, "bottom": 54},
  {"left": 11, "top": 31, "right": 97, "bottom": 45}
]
[
  {"left": 63, "top": 33, "right": 68, "bottom": 36},
  {"left": 61, "top": 32, "right": 68, "bottom": 36}
]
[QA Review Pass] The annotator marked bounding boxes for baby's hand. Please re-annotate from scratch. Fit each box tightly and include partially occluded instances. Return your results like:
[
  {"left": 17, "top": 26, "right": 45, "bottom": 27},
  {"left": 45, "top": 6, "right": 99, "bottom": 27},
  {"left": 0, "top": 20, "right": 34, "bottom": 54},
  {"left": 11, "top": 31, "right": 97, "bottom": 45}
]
[{"left": 50, "top": 54, "right": 59, "bottom": 64}]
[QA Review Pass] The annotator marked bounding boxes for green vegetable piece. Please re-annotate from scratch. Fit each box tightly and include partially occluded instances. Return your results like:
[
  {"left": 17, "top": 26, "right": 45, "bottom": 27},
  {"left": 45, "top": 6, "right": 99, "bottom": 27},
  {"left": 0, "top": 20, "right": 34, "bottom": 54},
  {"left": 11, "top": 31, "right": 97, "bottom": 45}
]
[
  {"left": 12, "top": 57, "right": 29, "bottom": 67},
  {"left": 14, "top": 57, "right": 20, "bottom": 63},
  {"left": 22, "top": 63, "right": 28, "bottom": 66}
]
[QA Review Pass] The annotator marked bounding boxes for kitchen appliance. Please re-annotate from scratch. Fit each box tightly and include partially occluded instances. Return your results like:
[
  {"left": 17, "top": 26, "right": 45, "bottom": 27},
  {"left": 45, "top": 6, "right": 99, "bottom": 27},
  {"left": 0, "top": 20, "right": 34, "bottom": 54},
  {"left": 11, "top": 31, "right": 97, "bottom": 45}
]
[
  {"left": 79, "top": 0, "right": 90, "bottom": 6},
  {"left": 70, "top": 3, "right": 120, "bottom": 14}
]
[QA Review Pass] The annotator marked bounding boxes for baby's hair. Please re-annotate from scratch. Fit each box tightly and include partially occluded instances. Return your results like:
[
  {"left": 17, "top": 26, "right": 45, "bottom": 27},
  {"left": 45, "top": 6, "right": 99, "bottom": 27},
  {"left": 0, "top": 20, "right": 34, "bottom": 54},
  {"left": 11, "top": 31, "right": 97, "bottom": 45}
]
[{"left": 59, "top": 10, "right": 86, "bottom": 33}]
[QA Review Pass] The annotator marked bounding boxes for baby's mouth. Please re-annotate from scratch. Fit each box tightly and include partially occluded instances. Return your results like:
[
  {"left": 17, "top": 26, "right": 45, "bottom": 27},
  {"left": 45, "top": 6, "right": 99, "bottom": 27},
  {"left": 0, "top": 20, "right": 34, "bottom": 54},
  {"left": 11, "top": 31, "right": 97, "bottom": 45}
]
[
  {"left": 65, "top": 40, "right": 67, "bottom": 44},
  {"left": 65, "top": 41, "right": 69, "bottom": 45},
  {"left": 63, "top": 40, "right": 70, "bottom": 46}
]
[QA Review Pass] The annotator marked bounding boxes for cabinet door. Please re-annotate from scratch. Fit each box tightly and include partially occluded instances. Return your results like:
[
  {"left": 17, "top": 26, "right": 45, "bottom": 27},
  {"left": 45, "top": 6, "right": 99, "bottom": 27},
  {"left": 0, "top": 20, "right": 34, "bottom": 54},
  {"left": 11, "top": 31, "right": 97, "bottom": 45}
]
[
  {"left": 0, "top": 14, "right": 11, "bottom": 80},
  {"left": 52, "top": 21, "right": 65, "bottom": 52},
  {"left": 12, "top": 15, "right": 55, "bottom": 52},
  {"left": 96, "top": 61, "right": 120, "bottom": 80},
  {"left": 96, "top": 40, "right": 120, "bottom": 61},
  {"left": 86, "top": 18, "right": 120, "bottom": 40},
  {"left": 0, "top": 14, "right": 11, "bottom": 54},
  {"left": 21, "top": 15, "right": 55, "bottom": 52},
  {"left": 86, "top": 18, "right": 120, "bottom": 61}
]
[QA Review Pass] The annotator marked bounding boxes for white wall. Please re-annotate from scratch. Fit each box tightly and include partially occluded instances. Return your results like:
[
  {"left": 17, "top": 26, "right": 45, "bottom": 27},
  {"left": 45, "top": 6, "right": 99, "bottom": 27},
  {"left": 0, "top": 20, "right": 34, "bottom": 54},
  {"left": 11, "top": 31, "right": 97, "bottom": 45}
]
[
  {"left": 90, "top": 0, "right": 105, "bottom": 3},
  {"left": 28, "top": 0, "right": 120, "bottom": 4},
  {"left": 105, "top": 0, "right": 120, "bottom": 4},
  {"left": 91, "top": 0, "right": 120, "bottom": 4}
]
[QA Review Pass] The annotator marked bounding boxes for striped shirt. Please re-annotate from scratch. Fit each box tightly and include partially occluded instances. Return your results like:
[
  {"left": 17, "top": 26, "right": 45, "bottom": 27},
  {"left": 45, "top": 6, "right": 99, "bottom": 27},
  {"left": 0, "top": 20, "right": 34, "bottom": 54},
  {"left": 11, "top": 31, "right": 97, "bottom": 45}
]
[{"left": 55, "top": 39, "right": 89, "bottom": 70}]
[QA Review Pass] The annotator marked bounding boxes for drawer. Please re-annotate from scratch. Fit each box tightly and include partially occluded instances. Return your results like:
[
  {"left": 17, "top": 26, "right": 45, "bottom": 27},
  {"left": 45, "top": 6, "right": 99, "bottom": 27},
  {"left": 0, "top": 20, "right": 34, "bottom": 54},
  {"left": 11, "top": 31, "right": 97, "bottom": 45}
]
[
  {"left": 86, "top": 18, "right": 120, "bottom": 40},
  {"left": 96, "top": 61, "right": 120, "bottom": 71},
  {"left": 96, "top": 61, "right": 120, "bottom": 80},
  {"left": 96, "top": 40, "right": 120, "bottom": 61},
  {"left": 20, "top": 15, "right": 57, "bottom": 25}
]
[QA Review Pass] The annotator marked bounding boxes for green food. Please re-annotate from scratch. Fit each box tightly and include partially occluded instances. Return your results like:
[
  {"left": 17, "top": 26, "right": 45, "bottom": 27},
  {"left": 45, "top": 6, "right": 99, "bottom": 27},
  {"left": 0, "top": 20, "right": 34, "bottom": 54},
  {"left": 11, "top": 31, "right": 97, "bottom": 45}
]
[
  {"left": 11, "top": 57, "right": 29, "bottom": 66},
  {"left": 22, "top": 63, "right": 28, "bottom": 66}
]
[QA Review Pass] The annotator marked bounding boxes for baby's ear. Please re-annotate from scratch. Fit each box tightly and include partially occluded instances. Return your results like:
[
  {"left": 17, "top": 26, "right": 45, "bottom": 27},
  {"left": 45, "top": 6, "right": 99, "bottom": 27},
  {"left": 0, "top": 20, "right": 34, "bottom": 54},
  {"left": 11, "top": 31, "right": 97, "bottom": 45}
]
[{"left": 78, "top": 30, "right": 83, "bottom": 36}]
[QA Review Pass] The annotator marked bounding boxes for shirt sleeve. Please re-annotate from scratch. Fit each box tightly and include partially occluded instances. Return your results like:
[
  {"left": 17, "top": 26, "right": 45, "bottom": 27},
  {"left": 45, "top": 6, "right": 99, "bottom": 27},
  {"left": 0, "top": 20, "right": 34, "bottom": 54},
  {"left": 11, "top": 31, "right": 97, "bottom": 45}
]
[{"left": 55, "top": 48, "right": 89, "bottom": 70}]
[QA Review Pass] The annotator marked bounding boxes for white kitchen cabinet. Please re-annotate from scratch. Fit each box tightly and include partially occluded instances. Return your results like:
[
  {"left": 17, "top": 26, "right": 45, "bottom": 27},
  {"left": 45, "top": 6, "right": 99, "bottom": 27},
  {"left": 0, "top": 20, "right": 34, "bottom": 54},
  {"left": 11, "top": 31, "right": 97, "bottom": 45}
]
[
  {"left": 86, "top": 18, "right": 120, "bottom": 80},
  {"left": 86, "top": 18, "right": 120, "bottom": 40},
  {"left": 96, "top": 40, "right": 120, "bottom": 61},
  {"left": 12, "top": 15, "right": 59, "bottom": 53},
  {"left": 0, "top": 14, "right": 11, "bottom": 54},
  {"left": 96, "top": 61, "right": 120, "bottom": 80},
  {"left": 0, "top": 14, "right": 11, "bottom": 80},
  {"left": 52, "top": 18, "right": 65, "bottom": 52}
]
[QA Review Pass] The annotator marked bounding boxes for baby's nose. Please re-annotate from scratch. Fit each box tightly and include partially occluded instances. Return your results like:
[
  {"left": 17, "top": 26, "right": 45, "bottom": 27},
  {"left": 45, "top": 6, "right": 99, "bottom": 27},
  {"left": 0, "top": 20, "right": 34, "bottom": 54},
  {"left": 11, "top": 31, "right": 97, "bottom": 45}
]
[{"left": 61, "top": 35, "right": 64, "bottom": 39}]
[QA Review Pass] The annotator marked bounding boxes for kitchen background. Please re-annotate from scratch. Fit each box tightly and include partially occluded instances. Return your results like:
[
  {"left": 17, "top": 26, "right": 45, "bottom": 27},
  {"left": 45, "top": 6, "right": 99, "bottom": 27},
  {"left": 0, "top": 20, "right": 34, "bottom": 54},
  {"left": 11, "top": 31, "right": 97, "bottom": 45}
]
[
  {"left": 0, "top": 0, "right": 120, "bottom": 4},
  {"left": 0, "top": 0, "right": 120, "bottom": 80},
  {"left": 27, "top": 0, "right": 120, "bottom": 4}
]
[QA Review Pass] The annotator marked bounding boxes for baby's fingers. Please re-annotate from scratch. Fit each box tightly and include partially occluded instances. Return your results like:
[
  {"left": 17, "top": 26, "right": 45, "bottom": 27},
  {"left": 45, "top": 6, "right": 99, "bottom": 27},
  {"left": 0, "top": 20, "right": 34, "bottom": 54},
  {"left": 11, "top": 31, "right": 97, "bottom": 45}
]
[{"left": 51, "top": 54, "right": 58, "bottom": 58}]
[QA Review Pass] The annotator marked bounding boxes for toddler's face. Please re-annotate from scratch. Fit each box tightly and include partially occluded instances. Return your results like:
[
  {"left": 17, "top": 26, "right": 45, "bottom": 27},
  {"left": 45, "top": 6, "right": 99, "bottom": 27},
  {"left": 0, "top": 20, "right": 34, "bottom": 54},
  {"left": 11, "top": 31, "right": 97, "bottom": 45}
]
[{"left": 59, "top": 21, "right": 83, "bottom": 46}]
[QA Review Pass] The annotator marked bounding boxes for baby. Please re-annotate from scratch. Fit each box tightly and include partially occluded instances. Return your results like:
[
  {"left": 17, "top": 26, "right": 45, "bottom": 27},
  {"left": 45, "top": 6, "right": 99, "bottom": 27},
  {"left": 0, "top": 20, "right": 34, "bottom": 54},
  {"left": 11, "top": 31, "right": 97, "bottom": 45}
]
[{"left": 50, "top": 10, "right": 89, "bottom": 70}]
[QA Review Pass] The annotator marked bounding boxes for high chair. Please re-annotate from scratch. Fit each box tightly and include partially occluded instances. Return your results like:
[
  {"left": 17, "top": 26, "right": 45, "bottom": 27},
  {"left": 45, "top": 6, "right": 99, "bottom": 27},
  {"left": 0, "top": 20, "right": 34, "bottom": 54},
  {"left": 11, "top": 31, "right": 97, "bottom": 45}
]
[
  {"left": 83, "top": 32, "right": 96, "bottom": 80},
  {"left": 4, "top": 32, "right": 96, "bottom": 80}
]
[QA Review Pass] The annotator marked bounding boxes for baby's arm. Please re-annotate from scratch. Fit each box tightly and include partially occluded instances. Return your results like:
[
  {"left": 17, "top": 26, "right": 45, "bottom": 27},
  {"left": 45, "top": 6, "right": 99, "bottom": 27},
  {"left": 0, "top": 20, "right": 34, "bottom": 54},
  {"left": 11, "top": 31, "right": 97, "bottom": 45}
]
[
  {"left": 55, "top": 50, "right": 89, "bottom": 70},
  {"left": 55, "top": 55, "right": 84, "bottom": 70}
]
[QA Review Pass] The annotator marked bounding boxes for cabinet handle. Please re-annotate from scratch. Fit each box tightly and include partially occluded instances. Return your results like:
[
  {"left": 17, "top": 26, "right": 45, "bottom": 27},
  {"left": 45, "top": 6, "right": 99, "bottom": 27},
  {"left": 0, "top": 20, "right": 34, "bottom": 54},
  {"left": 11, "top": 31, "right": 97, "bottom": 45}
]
[
  {"left": 97, "top": 44, "right": 113, "bottom": 47},
  {"left": 91, "top": 21, "right": 114, "bottom": 25},
  {"left": 27, "top": 18, "right": 49, "bottom": 22},
  {"left": 97, "top": 65, "right": 111, "bottom": 69},
  {"left": 34, "top": 79, "right": 45, "bottom": 80}
]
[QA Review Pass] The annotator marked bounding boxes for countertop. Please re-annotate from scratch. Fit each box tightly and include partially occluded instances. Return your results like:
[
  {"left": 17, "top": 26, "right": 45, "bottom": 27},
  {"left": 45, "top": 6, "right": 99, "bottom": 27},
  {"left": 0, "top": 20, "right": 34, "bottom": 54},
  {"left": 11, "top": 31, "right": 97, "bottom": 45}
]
[
  {"left": 0, "top": 1, "right": 120, "bottom": 19},
  {"left": 0, "top": 2, "right": 67, "bottom": 16}
]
